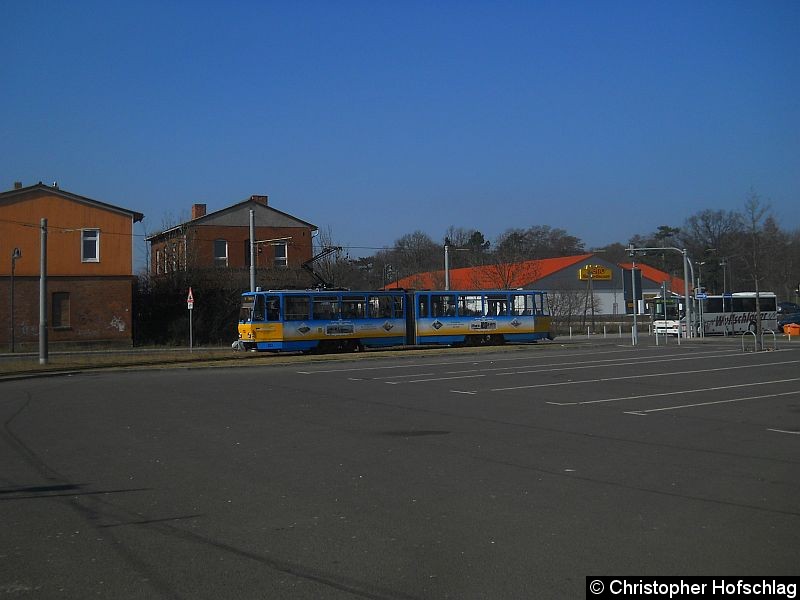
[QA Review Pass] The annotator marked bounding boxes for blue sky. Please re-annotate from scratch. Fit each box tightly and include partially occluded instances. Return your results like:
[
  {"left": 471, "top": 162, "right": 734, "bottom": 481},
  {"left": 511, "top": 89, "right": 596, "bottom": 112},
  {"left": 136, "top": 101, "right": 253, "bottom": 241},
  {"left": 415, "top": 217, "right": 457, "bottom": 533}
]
[{"left": 2, "top": 1, "right": 798, "bottom": 267}]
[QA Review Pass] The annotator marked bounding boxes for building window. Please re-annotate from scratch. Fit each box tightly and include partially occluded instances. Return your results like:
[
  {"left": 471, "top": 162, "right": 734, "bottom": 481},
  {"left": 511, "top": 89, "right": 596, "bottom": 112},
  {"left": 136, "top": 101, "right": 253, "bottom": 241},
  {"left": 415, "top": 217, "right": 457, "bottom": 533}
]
[
  {"left": 274, "top": 242, "right": 287, "bottom": 268},
  {"left": 156, "top": 250, "right": 162, "bottom": 274},
  {"left": 52, "top": 292, "right": 70, "bottom": 328},
  {"left": 170, "top": 242, "right": 179, "bottom": 273},
  {"left": 82, "top": 229, "right": 100, "bottom": 262},
  {"left": 213, "top": 239, "right": 228, "bottom": 267}
]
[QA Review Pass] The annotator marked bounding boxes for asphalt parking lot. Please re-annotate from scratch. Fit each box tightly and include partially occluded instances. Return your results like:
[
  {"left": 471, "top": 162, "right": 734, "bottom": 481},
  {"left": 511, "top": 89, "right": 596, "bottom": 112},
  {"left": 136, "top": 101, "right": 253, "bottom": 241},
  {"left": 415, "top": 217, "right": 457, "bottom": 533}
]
[{"left": 1, "top": 337, "right": 798, "bottom": 599}]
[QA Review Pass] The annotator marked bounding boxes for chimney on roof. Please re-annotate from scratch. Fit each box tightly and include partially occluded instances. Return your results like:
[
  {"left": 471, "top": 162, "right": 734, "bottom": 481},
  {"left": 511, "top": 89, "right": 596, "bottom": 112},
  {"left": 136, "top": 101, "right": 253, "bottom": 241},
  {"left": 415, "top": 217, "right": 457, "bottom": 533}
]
[
  {"left": 14, "top": 181, "right": 22, "bottom": 189},
  {"left": 250, "top": 195, "right": 268, "bottom": 206},
  {"left": 192, "top": 203, "right": 207, "bottom": 219}
]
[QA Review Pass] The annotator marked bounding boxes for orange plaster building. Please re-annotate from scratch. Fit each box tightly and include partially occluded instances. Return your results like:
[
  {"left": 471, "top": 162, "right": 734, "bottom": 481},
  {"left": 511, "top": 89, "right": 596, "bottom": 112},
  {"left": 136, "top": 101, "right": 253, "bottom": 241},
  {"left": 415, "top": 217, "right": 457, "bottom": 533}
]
[{"left": 0, "top": 182, "right": 143, "bottom": 350}]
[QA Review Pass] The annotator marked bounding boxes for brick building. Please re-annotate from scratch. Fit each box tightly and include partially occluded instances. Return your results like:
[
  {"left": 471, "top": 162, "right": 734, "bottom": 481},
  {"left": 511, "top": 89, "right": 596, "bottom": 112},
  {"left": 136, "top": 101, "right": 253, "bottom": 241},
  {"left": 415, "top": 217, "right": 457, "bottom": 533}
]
[
  {"left": 146, "top": 195, "right": 317, "bottom": 275},
  {"left": 0, "top": 182, "right": 144, "bottom": 350}
]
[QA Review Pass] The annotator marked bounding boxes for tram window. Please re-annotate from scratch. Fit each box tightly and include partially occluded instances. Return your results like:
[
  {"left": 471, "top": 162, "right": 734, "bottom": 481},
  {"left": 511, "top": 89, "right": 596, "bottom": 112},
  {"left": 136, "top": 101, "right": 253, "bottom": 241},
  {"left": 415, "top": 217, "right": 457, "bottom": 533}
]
[
  {"left": 285, "top": 296, "right": 310, "bottom": 321},
  {"left": 534, "top": 294, "right": 545, "bottom": 315},
  {"left": 252, "top": 295, "right": 265, "bottom": 321},
  {"left": 511, "top": 294, "right": 534, "bottom": 316},
  {"left": 313, "top": 296, "right": 339, "bottom": 320},
  {"left": 265, "top": 296, "right": 280, "bottom": 321},
  {"left": 342, "top": 296, "right": 366, "bottom": 319},
  {"left": 418, "top": 295, "right": 429, "bottom": 318},
  {"left": 392, "top": 295, "right": 403, "bottom": 318},
  {"left": 240, "top": 297, "right": 255, "bottom": 322},
  {"left": 458, "top": 295, "right": 482, "bottom": 316},
  {"left": 485, "top": 295, "right": 508, "bottom": 316},
  {"left": 368, "top": 296, "right": 383, "bottom": 318},
  {"left": 431, "top": 294, "right": 457, "bottom": 317},
  {"left": 369, "top": 295, "right": 399, "bottom": 318}
]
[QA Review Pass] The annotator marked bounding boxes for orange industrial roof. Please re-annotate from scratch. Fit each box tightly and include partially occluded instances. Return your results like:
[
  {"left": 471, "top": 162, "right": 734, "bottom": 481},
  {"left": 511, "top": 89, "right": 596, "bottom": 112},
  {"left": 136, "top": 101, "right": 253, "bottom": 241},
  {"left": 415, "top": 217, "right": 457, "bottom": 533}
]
[
  {"left": 389, "top": 254, "right": 687, "bottom": 291},
  {"left": 389, "top": 254, "right": 593, "bottom": 289},
  {"left": 619, "top": 262, "right": 688, "bottom": 293}
]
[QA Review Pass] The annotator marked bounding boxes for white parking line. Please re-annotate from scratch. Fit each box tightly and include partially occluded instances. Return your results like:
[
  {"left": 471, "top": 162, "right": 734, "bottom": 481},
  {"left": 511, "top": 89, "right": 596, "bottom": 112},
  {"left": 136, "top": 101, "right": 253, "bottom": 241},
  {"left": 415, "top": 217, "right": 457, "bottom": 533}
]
[
  {"left": 296, "top": 347, "right": 741, "bottom": 375},
  {"left": 767, "top": 428, "right": 800, "bottom": 435},
  {"left": 549, "top": 377, "right": 800, "bottom": 406},
  {"left": 386, "top": 374, "right": 486, "bottom": 385},
  {"left": 491, "top": 360, "right": 800, "bottom": 392},
  {"left": 623, "top": 390, "right": 800, "bottom": 415},
  {"left": 379, "top": 351, "right": 770, "bottom": 386}
]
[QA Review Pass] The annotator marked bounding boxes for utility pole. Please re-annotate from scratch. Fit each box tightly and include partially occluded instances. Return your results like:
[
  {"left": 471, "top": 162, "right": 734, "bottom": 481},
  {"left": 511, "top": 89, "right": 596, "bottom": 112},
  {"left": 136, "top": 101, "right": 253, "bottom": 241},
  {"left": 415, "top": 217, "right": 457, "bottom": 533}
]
[
  {"left": 10, "top": 247, "right": 21, "bottom": 352},
  {"left": 249, "top": 209, "right": 256, "bottom": 292},
  {"left": 39, "top": 218, "right": 48, "bottom": 365}
]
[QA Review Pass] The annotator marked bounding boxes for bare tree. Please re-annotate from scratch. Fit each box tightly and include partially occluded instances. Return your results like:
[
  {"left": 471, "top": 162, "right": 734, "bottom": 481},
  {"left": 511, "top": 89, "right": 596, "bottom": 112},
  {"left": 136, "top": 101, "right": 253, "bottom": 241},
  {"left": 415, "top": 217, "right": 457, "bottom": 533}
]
[
  {"left": 548, "top": 285, "right": 586, "bottom": 333},
  {"left": 741, "top": 191, "right": 770, "bottom": 349}
]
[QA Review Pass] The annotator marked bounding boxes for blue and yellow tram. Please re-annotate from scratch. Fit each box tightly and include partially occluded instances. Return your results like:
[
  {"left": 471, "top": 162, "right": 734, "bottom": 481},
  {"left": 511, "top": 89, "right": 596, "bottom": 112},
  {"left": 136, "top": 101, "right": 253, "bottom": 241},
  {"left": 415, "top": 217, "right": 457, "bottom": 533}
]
[{"left": 238, "top": 289, "right": 553, "bottom": 352}]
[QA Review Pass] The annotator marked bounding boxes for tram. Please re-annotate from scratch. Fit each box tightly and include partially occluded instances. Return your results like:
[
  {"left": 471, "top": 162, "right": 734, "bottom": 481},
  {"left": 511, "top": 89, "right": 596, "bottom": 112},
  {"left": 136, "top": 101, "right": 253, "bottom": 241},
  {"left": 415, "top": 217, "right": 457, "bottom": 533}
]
[{"left": 237, "top": 289, "right": 554, "bottom": 352}]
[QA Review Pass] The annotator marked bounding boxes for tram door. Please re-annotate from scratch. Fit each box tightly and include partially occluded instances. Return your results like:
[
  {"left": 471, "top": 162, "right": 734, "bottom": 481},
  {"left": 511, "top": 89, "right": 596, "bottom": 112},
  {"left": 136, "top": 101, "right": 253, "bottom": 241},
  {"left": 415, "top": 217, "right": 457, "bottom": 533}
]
[{"left": 405, "top": 291, "right": 417, "bottom": 345}]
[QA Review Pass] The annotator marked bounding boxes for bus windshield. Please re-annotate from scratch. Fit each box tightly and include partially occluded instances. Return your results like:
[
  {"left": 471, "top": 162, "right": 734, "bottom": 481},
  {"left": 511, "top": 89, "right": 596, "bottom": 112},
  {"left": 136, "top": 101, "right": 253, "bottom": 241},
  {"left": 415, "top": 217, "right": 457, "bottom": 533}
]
[{"left": 651, "top": 299, "right": 681, "bottom": 321}]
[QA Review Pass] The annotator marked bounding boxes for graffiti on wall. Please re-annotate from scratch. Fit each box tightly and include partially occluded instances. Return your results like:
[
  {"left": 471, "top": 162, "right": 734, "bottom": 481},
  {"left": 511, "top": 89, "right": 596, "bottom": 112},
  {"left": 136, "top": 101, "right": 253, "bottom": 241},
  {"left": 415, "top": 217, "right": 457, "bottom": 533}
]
[{"left": 109, "top": 316, "right": 126, "bottom": 332}]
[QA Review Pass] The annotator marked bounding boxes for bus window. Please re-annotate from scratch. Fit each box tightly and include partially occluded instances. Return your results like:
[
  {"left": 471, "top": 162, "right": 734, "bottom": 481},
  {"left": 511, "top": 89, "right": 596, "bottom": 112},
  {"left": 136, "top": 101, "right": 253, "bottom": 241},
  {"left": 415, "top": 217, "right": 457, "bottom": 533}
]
[
  {"left": 705, "top": 298, "right": 723, "bottom": 313},
  {"left": 760, "top": 296, "right": 777, "bottom": 311},
  {"left": 431, "top": 294, "right": 457, "bottom": 317},
  {"left": 512, "top": 294, "right": 534, "bottom": 316},
  {"left": 458, "top": 295, "right": 482, "bottom": 316},
  {"left": 342, "top": 296, "right": 366, "bottom": 319},
  {"left": 313, "top": 296, "right": 339, "bottom": 320},
  {"left": 285, "top": 296, "right": 310, "bottom": 321}
]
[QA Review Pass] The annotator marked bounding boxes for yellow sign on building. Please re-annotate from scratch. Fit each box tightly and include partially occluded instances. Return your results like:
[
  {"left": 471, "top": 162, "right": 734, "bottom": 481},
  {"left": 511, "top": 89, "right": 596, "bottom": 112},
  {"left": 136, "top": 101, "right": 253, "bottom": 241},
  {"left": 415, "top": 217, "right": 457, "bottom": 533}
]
[{"left": 578, "top": 264, "right": 613, "bottom": 281}]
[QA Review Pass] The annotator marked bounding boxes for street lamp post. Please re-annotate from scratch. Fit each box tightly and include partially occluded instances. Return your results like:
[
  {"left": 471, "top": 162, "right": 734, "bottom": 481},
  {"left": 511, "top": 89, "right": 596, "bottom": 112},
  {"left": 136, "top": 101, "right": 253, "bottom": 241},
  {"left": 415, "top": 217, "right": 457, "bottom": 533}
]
[
  {"left": 444, "top": 237, "right": 451, "bottom": 291},
  {"left": 443, "top": 238, "right": 469, "bottom": 291},
  {"left": 10, "top": 247, "right": 21, "bottom": 352},
  {"left": 631, "top": 257, "right": 639, "bottom": 346},
  {"left": 628, "top": 244, "right": 694, "bottom": 338}
]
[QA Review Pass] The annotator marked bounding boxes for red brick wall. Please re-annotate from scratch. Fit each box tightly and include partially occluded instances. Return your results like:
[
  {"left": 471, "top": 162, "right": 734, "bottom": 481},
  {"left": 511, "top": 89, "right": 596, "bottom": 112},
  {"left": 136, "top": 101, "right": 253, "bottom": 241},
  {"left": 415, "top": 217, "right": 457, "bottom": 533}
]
[
  {"left": 0, "top": 276, "right": 134, "bottom": 349},
  {"left": 150, "top": 225, "right": 314, "bottom": 273}
]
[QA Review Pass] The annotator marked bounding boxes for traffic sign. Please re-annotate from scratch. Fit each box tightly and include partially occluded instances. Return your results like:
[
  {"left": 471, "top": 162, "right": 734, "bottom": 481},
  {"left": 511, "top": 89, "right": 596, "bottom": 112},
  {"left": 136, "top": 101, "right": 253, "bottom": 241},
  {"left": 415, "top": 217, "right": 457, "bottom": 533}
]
[
  {"left": 696, "top": 292, "right": 707, "bottom": 299},
  {"left": 187, "top": 287, "right": 194, "bottom": 310}
]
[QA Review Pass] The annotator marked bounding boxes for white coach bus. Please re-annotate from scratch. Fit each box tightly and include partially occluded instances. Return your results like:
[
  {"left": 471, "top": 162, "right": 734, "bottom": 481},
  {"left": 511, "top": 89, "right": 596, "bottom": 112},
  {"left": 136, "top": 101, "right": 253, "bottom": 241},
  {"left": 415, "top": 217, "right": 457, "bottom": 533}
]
[{"left": 652, "top": 292, "right": 778, "bottom": 336}]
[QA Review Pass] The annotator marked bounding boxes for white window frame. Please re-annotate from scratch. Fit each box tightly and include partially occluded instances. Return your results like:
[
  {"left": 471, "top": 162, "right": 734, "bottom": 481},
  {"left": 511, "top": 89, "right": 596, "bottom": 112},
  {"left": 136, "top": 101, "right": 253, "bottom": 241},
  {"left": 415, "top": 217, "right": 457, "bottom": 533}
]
[
  {"left": 274, "top": 242, "right": 288, "bottom": 268},
  {"left": 81, "top": 229, "right": 100, "bottom": 263},
  {"left": 214, "top": 239, "right": 228, "bottom": 267}
]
